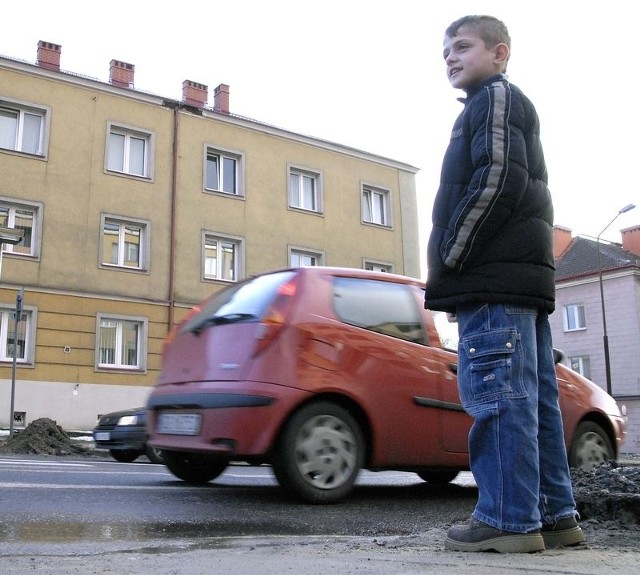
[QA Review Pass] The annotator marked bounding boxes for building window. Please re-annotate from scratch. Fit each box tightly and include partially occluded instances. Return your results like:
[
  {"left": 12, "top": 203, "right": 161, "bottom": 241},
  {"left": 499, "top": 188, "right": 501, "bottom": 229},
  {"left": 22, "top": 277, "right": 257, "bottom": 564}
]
[
  {"left": 106, "top": 124, "right": 152, "bottom": 178},
  {"left": 203, "top": 233, "right": 242, "bottom": 282},
  {"left": 563, "top": 304, "right": 586, "bottom": 332},
  {"left": 364, "top": 261, "right": 393, "bottom": 273},
  {"left": 0, "top": 100, "right": 46, "bottom": 156},
  {"left": 569, "top": 355, "right": 591, "bottom": 380},
  {"left": 289, "top": 167, "right": 322, "bottom": 213},
  {"left": 362, "top": 185, "right": 391, "bottom": 226},
  {"left": 0, "top": 199, "right": 42, "bottom": 257},
  {"left": 289, "top": 247, "right": 323, "bottom": 267},
  {"left": 100, "top": 215, "right": 149, "bottom": 271},
  {"left": 205, "top": 147, "right": 243, "bottom": 196},
  {"left": 0, "top": 306, "right": 34, "bottom": 364},
  {"left": 97, "top": 315, "right": 147, "bottom": 370}
]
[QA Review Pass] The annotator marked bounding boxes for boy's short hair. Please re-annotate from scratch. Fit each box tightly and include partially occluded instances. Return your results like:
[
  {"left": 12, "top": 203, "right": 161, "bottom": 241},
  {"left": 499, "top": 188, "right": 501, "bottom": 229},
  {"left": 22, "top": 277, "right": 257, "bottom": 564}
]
[{"left": 446, "top": 15, "right": 511, "bottom": 51}]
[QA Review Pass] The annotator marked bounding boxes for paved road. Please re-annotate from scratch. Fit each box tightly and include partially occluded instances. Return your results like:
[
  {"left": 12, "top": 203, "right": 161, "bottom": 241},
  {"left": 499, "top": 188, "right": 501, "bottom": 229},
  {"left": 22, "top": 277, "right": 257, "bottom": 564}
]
[{"left": 1, "top": 454, "right": 639, "bottom": 574}]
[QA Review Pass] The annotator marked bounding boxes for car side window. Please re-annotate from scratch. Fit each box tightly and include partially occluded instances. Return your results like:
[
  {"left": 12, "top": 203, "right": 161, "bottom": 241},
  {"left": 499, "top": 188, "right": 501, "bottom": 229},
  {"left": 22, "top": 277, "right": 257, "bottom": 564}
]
[{"left": 332, "top": 277, "right": 426, "bottom": 344}]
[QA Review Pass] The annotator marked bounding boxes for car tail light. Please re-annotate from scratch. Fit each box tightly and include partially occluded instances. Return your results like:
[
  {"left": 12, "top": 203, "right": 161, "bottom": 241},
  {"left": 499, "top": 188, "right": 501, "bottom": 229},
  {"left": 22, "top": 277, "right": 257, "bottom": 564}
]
[{"left": 252, "top": 277, "right": 298, "bottom": 356}]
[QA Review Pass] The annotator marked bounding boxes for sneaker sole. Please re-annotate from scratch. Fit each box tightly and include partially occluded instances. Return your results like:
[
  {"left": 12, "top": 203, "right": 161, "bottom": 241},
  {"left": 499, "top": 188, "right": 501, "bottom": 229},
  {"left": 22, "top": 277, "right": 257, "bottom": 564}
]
[
  {"left": 445, "top": 532, "right": 545, "bottom": 553},
  {"left": 542, "top": 527, "right": 585, "bottom": 548}
]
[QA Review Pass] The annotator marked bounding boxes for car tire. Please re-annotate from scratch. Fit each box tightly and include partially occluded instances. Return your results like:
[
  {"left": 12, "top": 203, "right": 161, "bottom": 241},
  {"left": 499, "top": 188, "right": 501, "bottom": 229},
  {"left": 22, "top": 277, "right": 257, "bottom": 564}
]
[
  {"left": 162, "top": 450, "right": 228, "bottom": 484},
  {"left": 569, "top": 421, "right": 614, "bottom": 470},
  {"left": 145, "top": 444, "right": 164, "bottom": 464},
  {"left": 272, "top": 401, "right": 365, "bottom": 504},
  {"left": 110, "top": 449, "right": 142, "bottom": 463},
  {"left": 416, "top": 470, "right": 459, "bottom": 484}
]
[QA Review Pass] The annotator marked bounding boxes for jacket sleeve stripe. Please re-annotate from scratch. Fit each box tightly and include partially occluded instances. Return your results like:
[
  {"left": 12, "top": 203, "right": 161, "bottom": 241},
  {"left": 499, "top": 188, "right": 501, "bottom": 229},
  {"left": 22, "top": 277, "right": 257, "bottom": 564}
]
[{"left": 443, "top": 81, "right": 510, "bottom": 270}]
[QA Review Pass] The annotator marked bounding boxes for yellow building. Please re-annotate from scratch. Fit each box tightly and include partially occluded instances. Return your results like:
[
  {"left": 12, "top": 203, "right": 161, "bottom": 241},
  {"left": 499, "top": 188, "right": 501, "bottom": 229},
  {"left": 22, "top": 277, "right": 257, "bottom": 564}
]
[{"left": 0, "top": 41, "right": 420, "bottom": 430}]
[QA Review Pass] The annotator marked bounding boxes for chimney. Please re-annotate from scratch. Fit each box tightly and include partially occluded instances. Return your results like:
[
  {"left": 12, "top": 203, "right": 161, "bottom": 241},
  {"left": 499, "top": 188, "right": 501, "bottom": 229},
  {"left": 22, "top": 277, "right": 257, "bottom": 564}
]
[
  {"left": 214, "top": 83, "right": 230, "bottom": 114},
  {"left": 621, "top": 225, "right": 640, "bottom": 257},
  {"left": 182, "top": 80, "right": 208, "bottom": 107},
  {"left": 36, "top": 41, "right": 61, "bottom": 71},
  {"left": 109, "top": 60, "right": 135, "bottom": 88},
  {"left": 553, "top": 225, "right": 573, "bottom": 259}
]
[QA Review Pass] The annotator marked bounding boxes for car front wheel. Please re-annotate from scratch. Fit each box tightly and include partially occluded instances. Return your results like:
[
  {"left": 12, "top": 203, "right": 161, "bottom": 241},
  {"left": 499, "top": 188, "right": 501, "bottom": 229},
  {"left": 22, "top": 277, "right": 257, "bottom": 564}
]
[
  {"left": 416, "top": 470, "right": 460, "bottom": 484},
  {"left": 272, "top": 401, "right": 365, "bottom": 504},
  {"left": 145, "top": 444, "right": 164, "bottom": 464},
  {"left": 569, "top": 421, "right": 614, "bottom": 470},
  {"left": 162, "top": 450, "right": 228, "bottom": 484},
  {"left": 109, "top": 449, "right": 142, "bottom": 463}
]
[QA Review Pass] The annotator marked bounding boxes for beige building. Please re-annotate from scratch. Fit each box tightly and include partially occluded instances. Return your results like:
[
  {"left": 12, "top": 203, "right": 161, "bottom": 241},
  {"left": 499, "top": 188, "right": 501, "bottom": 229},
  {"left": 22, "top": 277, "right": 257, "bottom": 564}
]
[{"left": 0, "top": 42, "right": 420, "bottom": 430}]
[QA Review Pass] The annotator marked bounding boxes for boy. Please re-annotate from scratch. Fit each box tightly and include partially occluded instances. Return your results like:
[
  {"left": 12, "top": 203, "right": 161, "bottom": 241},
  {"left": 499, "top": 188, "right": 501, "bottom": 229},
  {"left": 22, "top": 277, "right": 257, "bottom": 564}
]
[{"left": 424, "top": 15, "right": 584, "bottom": 553}]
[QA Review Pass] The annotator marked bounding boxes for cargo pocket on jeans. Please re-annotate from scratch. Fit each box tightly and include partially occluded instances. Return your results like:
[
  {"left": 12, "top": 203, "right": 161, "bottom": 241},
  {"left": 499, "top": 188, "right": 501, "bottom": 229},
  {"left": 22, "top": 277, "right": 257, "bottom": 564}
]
[{"left": 459, "top": 328, "right": 524, "bottom": 407}]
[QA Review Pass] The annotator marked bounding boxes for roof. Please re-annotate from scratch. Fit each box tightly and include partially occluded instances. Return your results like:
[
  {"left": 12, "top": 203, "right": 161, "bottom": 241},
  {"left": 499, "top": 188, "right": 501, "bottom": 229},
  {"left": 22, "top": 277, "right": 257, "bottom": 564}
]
[{"left": 555, "top": 236, "right": 640, "bottom": 281}]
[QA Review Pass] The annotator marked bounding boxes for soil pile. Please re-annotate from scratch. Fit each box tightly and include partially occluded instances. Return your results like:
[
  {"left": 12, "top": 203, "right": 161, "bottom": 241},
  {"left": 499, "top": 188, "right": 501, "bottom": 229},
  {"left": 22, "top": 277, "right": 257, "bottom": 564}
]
[
  {"left": 572, "top": 460, "right": 640, "bottom": 524},
  {"left": 0, "top": 417, "right": 91, "bottom": 456}
]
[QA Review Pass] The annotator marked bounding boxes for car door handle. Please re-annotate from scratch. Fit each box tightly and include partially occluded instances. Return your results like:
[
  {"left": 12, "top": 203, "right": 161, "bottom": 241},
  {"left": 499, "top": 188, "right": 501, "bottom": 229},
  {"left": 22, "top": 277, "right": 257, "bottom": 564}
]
[{"left": 448, "top": 363, "right": 458, "bottom": 374}]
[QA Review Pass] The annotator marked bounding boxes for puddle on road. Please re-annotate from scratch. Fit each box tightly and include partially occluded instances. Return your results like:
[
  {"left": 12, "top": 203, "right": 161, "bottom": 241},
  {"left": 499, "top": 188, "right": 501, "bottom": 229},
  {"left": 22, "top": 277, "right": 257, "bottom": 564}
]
[{"left": 0, "top": 521, "right": 306, "bottom": 543}]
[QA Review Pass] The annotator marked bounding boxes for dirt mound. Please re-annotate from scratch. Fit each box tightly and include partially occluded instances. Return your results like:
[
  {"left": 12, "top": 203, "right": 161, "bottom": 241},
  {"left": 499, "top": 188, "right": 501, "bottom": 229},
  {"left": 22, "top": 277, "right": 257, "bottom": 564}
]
[
  {"left": 0, "top": 417, "right": 91, "bottom": 456},
  {"left": 572, "top": 461, "right": 640, "bottom": 523}
]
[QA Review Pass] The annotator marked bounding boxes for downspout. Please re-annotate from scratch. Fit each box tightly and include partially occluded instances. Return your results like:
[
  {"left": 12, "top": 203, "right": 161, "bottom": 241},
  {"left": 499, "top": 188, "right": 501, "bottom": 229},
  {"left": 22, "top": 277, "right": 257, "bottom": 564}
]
[{"left": 168, "top": 107, "right": 179, "bottom": 332}]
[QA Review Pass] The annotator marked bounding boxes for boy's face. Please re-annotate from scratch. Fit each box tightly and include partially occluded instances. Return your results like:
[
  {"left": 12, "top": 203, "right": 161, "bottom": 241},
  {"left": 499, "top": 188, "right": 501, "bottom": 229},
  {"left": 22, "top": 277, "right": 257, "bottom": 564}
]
[{"left": 443, "top": 26, "right": 507, "bottom": 92}]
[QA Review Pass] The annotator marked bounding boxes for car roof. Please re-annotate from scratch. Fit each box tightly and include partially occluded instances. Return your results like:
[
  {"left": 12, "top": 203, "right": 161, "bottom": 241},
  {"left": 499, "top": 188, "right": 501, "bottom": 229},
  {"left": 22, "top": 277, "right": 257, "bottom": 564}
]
[{"left": 255, "top": 266, "right": 426, "bottom": 288}]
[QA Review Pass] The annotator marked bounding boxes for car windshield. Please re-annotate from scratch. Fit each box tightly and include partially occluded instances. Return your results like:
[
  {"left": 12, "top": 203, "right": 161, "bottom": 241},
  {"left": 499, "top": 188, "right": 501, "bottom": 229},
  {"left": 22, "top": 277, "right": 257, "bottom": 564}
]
[{"left": 181, "top": 271, "right": 297, "bottom": 334}]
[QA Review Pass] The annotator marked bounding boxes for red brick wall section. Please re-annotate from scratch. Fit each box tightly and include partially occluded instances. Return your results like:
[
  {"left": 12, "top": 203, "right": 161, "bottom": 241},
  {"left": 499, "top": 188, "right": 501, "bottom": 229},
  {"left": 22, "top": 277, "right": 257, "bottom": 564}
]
[
  {"left": 109, "top": 60, "right": 135, "bottom": 88},
  {"left": 36, "top": 41, "right": 62, "bottom": 71}
]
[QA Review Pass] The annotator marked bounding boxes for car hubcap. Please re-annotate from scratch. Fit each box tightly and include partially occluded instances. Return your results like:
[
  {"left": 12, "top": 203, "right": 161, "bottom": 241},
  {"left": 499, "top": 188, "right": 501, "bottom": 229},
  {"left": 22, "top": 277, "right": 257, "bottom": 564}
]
[
  {"left": 294, "top": 414, "right": 358, "bottom": 489},
  {"left": 577, "top": 431, "right": 609, "bottom": 469}
]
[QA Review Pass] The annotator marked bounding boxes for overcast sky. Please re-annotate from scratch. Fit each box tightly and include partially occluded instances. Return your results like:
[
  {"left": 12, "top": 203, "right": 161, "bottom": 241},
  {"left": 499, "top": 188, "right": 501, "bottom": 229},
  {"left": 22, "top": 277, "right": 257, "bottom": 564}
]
[{"left": 2, "top": 0, "right": 637, "bottom": 278}]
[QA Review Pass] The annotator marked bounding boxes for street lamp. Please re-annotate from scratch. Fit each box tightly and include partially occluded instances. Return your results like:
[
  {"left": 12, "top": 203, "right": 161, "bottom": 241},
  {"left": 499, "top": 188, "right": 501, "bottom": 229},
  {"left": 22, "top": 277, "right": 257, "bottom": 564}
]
[
  {"left": 0, "top": 226, "right": 24, "bottom": 437},
  {"left": 0, "top": 226, "right": 24, "bottom": 280},
  {"left": 596, "top": 203, "right": 636, "bottom": 396}
]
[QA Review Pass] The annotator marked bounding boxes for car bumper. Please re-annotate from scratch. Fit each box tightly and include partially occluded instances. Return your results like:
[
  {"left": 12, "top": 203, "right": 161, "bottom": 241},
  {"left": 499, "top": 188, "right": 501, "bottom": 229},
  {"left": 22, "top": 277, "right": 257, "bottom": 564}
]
[{"left": 92, "top": 427, "right": 147, "bottom": 451}]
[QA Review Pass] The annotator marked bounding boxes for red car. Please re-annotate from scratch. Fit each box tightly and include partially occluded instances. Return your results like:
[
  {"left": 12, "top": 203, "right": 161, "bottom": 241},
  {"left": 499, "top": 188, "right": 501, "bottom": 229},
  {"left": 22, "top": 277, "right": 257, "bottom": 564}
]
[{"left": 147, "top": 267, "right": 626, "bottom": 503}]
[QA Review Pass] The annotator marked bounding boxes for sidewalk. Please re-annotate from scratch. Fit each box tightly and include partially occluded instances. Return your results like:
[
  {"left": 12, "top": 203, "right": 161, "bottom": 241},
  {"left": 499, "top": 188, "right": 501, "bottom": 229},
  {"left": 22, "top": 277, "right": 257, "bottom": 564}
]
[{"left": 2, "top": 532, "right": 639, "bottom": 575}]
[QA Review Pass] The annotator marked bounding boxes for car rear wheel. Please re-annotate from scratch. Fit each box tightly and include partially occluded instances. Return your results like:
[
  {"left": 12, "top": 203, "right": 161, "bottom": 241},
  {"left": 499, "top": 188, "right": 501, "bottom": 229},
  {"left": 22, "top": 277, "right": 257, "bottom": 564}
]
[
  {"left": 416, "top": 470, "right": 459, "bottom": 484},
  {"left": 109, "top": 449, "right": 142, "bottom": 463},
  {"left": 162, "top": 450, "right": 228, "bottom": 484},
  {"left": 145, "top": 444, "right": 164, "bottom": 464},
  {"left": 272, "top": 401, "right": 365, "bottom": 504},
  {"left": 569, "top": 421, "right": 614, "bottom": 470}
]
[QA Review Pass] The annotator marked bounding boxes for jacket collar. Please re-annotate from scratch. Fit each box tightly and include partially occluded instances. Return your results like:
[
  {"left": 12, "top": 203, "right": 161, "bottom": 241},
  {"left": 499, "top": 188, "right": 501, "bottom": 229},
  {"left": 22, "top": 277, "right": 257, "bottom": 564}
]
[{"left": 457, "top": 73, "right": 508, "bottom": 105}]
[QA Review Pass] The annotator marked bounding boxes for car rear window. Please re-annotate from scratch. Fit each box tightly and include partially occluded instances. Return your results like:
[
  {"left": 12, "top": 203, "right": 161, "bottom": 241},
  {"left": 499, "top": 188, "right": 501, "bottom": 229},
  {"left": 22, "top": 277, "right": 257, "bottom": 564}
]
[
  {"left": 332, "top": 277, "right": 426, "bottom": 344},
  {"left": 181, "top": 271, "right": 297, "bottom": 333}
]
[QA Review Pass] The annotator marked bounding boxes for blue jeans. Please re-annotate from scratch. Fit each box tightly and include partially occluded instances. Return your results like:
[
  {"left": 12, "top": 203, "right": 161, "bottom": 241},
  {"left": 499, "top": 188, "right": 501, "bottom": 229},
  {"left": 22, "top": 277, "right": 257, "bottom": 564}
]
[{"left": 456, "top": 303, "right": 577, "bottom": 533}]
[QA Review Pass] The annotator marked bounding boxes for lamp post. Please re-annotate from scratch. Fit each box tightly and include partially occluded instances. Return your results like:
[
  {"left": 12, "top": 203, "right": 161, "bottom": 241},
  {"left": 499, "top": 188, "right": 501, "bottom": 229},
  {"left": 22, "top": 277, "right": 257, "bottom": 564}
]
[
  {"left": 0, "top": 226, "right": 24, "bottom": 436},
  {"left": 596, "top": 203, "right": 636, "bottom": 396}
]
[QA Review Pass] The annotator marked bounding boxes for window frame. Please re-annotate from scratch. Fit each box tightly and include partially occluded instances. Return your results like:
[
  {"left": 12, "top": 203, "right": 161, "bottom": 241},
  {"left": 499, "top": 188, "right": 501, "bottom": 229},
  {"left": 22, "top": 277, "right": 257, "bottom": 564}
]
[
  {"left": 0, "top": 197, "right": 44, "bottom": 258},
  {"left": 0, "top": 97, "right": 49, "bottom": 157},
  {"left": 288, "top": 246, "right": 324, "bottom": 267},
  {"left": 0, "top": 304, "right": 36, "bottom": 366},
  {"left": 202, "top": 231, "right": 244, "bottom": 283},
  {"left": 204, "top": 145, "right": 245, "bottom": 197},
  {"left": 563, "top": 303, "right": 587, "bottom": 332},
  {"left": 95, "top": 313, "right": 148, "bottom": 372},
  {"left": 288, "top": 165, "right": 323, "bottom": 214},
  {"left": 569, "top": 355, "right": 591, "bottom": 380},
  {"left": 362, "top": 183, "right": 392, "bottom": 227},
  {"left": 105, "top": 122, "right": 154, "bottom": 179},
  {"left": 99, "top": 214, "right": 150, "bottom": 272},
  {"left": 363, "top": 259, "right": 393, "bottom": 273}
]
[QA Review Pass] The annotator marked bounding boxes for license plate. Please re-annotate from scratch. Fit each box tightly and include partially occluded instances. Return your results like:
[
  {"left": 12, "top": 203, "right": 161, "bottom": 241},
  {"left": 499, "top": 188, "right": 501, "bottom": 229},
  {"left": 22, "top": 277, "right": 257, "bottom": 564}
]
[
  {"left": 157, "top": 413, "right": 201, "bottom": 436},
  {"left": 94, "top": 432, "right": 110, "bottom": 441}
]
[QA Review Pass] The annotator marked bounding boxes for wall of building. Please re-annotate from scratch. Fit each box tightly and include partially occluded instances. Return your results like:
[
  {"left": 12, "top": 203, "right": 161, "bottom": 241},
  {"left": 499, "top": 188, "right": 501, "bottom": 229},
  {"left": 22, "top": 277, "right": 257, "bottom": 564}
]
[{"left": 0, "top": 51, "right": 419, "bottom": 431}]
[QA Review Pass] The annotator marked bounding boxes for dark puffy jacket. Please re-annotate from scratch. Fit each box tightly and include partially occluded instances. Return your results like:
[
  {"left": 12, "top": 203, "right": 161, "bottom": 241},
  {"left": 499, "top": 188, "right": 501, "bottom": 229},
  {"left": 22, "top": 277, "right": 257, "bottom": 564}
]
[{"left": 424, "top": 74, "right": 555, "bottom": 314}]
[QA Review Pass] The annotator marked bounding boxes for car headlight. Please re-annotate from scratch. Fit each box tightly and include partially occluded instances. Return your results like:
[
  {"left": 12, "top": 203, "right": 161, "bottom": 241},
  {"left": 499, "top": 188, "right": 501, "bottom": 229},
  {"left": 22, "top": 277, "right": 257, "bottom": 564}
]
[{"left": 117, "top": 415, "right": 140, "bottom": 426}]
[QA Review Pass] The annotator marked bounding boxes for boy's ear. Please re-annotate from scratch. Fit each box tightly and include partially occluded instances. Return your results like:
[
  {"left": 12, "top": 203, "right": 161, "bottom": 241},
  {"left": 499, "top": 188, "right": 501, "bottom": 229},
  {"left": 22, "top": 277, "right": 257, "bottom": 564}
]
[{"left": 494, "top": 43, "right": 510, "bottom": 66}]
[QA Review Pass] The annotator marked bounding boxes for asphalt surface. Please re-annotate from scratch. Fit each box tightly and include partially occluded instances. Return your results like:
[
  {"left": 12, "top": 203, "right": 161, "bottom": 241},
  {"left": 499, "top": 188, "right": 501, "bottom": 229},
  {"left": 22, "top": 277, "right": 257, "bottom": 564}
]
[{"left": 2, "top": 531, "right": 640, "bottom": 574}]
